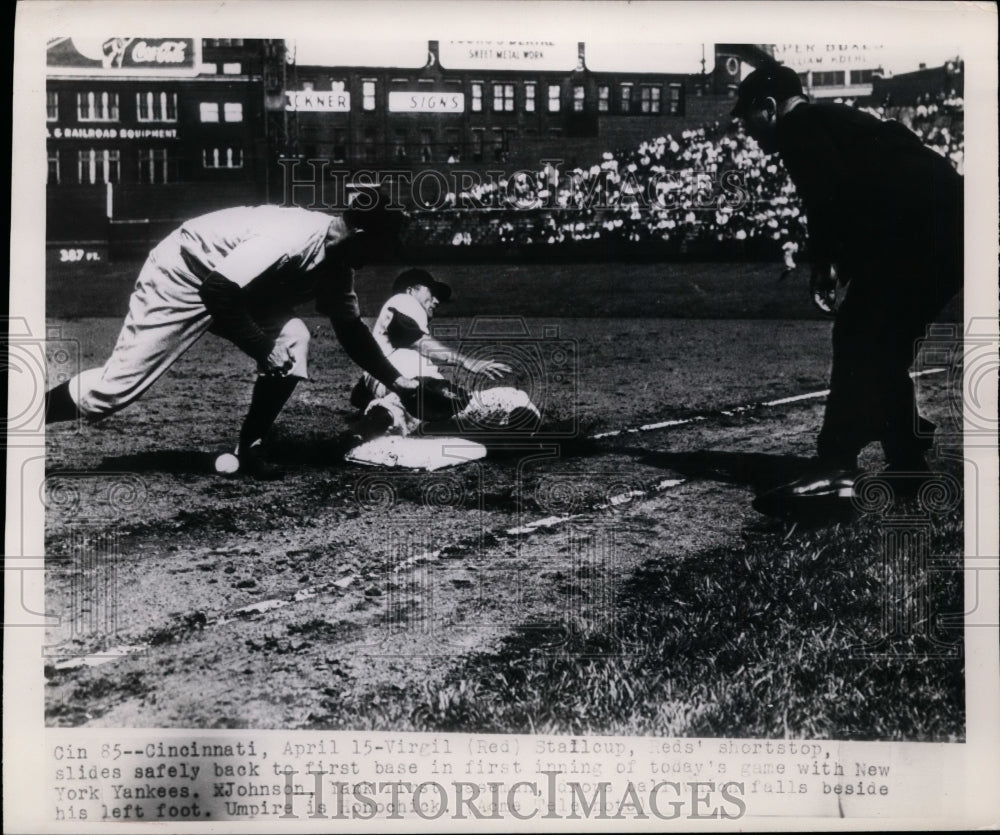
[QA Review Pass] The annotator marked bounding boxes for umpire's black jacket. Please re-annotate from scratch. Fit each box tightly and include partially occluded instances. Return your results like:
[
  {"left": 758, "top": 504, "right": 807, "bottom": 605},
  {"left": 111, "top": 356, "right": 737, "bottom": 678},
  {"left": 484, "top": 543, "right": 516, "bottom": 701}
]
[
  {"left": 776, "top": 102, "right": 962, "bottom": 295},
  {"left": 774, "top": 101, "right": 963, "bottom": 468}
]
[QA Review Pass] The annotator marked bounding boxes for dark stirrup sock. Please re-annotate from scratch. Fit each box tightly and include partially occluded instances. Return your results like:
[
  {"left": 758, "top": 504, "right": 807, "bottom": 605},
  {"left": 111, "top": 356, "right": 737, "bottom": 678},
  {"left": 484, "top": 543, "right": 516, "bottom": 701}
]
[
  {"left": 238, "top": 375, "right": 299, "bottom": 451},
  {"left": 45, "top": 380, "right": 83, "bottom": 423}
]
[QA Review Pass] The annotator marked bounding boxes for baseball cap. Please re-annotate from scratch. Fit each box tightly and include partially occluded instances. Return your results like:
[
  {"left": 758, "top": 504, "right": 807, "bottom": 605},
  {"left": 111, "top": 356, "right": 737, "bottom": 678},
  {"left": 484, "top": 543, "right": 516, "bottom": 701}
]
[
  {"left": 392, "top": 268, "right": 452, "bottom": 302},
  {"left": 731, "top": 63, "right": 804, "bottom": 117},
  {"left": 343, "top": 183, "right": 409, "bottom": 239}
]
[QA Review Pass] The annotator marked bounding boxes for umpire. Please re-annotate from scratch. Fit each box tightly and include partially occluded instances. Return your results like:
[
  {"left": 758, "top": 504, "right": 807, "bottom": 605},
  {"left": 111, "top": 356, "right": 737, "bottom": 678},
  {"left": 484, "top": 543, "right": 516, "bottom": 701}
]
[{"left": 732, "top": 63, "right": 963, "bottom": 491}]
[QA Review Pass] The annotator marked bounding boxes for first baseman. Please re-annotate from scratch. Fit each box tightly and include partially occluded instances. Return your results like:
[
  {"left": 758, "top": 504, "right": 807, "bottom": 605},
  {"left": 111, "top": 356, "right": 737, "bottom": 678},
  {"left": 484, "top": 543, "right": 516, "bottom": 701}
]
[
  {"left": 732, "top": 64, "right": 962, "bottom": 508},
  {"left": 44, "top": 202, "right": 418, "bottom": 478}
]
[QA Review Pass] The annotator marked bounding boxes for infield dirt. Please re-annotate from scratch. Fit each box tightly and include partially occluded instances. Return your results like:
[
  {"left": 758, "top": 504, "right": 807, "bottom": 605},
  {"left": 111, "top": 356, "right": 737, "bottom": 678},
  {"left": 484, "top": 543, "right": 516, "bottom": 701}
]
[{"left": 42, "top": 261, "right": 964, "bottom": 736}]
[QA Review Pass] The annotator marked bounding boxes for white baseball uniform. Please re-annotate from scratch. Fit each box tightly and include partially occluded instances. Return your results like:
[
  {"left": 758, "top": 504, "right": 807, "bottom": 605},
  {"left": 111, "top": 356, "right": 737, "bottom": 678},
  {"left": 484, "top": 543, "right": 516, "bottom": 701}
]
[
  {"left": 353, "top": 292, "right": 539, "bottom": 435},
  {"left": 69, "top": 206, "right": 359, "bottom": 417}
]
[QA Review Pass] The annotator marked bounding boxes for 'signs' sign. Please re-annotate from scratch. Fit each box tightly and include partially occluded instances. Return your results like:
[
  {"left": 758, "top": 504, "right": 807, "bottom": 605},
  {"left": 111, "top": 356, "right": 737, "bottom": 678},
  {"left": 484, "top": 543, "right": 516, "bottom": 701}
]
[{"left": 388, "top": 92, "right": 465, "bottom": 113}]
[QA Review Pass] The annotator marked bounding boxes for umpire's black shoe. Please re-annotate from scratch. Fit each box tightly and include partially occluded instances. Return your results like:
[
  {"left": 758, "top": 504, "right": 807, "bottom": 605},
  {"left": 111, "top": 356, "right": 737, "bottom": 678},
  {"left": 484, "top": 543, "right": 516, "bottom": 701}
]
[
  {"left": 871, "top": 465, "right": 936, "bottom": 500},
  {"left": 752, "top": 469, "right": 860, "bottom": 525},
  {"left": 240, "top": 445, "right": 286, "bottom": 480}
]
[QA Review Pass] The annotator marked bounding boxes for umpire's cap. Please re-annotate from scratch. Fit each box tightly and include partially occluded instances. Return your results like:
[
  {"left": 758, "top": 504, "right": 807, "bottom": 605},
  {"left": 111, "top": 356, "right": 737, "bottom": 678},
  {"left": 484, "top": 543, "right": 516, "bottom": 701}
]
[
  {"left": 731, "top": 63, "right": 804, "bottom": 118},
  {"left": 392, "top": 268, "right": 452, "bottom": 302}
]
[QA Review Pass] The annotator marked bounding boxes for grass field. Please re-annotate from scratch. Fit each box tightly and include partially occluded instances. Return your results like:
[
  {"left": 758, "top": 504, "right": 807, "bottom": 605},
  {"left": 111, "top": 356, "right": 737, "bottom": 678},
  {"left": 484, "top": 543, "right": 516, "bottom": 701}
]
[{"left": 42, "top": 258, "right": 965, "bottom": 740}]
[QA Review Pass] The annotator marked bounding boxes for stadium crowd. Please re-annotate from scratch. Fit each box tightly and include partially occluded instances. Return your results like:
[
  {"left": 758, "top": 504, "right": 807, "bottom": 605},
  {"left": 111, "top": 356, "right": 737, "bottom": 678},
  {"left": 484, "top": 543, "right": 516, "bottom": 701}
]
[{"left": 412, "top": 91, "right": 964, "bottom": 257}]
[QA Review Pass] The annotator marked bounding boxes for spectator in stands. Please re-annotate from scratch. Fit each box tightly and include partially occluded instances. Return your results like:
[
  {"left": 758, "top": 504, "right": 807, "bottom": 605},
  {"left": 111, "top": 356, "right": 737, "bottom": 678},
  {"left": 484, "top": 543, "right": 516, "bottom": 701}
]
[{"left": 415, "top": 88, "right": 961, "bottom": 259}]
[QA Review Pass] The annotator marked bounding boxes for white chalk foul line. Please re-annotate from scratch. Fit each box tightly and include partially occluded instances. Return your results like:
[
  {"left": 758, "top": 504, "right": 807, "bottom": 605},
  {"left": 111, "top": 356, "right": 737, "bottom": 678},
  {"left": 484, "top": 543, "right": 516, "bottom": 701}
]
[
  {"left": 52, "top": 370, "right": 950, "bottom": 671},
  {"left": 52, "top": 645, "right": 148, "bottom": 671},
  {"left": 391, "top": 479, "right": 689, "bottom": 573},
  {"left": 590, "top": 367, "right": 947, "bottom": 439}
]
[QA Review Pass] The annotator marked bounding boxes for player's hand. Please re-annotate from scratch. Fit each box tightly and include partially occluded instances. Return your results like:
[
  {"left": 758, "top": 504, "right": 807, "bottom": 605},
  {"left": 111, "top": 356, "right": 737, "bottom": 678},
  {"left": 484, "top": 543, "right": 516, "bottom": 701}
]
[
  {"left": 463, "top": 358, "right": 512, "bottom": 380},
  {"left": 392, "top": 375, "right": 419, "bottom": 392},
  {"left": 809, "top": 262, "right": 838, "bottom": 316},
  {"left": 264, "top": 344, "right": 295, "bottom": 376}
]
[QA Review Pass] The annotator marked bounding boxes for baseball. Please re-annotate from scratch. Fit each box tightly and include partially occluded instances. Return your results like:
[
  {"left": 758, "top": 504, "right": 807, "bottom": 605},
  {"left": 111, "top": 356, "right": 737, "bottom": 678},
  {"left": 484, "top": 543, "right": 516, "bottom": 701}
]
[{"left": 214, "top": 452, "right": 240, "bottom": 475}]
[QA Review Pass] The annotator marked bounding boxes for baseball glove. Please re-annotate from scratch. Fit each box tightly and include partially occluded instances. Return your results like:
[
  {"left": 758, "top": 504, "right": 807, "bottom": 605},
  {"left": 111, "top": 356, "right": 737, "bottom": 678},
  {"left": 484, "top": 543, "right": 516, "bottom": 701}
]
[{"left": 398, "top": 377, "right": 471, "bottom": 423}]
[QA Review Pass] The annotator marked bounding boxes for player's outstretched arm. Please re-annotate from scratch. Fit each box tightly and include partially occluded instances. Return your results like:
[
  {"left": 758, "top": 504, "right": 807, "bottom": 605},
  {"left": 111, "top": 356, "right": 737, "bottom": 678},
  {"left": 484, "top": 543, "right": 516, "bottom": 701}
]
[
  {"left": 414, "top": 335, "right": 511, "bottom": 380},
  {"left": 332, "top": 316, "right": 418, "bottom": 391}
]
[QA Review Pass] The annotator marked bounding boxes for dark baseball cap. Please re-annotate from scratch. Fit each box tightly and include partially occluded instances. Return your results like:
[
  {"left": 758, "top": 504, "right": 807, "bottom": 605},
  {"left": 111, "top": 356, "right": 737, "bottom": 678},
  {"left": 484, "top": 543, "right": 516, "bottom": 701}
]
[
  {"left": 392, "top": 268, "right": 452, "bottom": 302},
  {"left": 732, "top": 64, "right": 804, "bottom": 117},
  {"left": 343, "top": 183, "right": 409, "bottom": 239}
]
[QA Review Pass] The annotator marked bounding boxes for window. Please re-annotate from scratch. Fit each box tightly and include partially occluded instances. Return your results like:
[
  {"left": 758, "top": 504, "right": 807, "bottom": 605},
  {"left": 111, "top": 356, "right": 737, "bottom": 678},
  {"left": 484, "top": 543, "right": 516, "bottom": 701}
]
[
  {"left": 471, "top": 128, "right": 485, "bottom": 162},
  {"left": 77, "top": 149, "right": 120, "bottom": 184},
  {"left": 667, "top": 84, "right": 682, "bottom": 115},
  {"left": 136, "top": 91, "right": 178, "bottom": 122},
  {"left": 203, "top": 147, "right": 244, "bottom": 169},
  {"left": 138, "top": 148, "right": 171, "bottom": 184},
  {"left": 597, "top": 85, "right": 610, "bottom": 112},
  {"left": 362, "top": 80, "right": 376, "bottom": 111},
  {"left": 619, "top": 83, "right": 633, "bottom": 113},
  {"left": 471, "top": 82, "right": 483, "bottom": 112},
  {"left": 199, "top": 62, "right": 217, "bottom": 74},
  {"left": 524, "top": 82, "right": 536, "bottom": 112},
  {"left": 445, "top": 128, "right": 461, "bottom": 162},
  {"left": 223, "top": 102, "right": 244, "bottom": 122},
  {"left": 419, "top": 129, "right": 433, "bottom": 163},
  {"left": 492, "top": 128, "right": 505, "bottom": 162},
  {"left": 492, "top": 83, "right": 514, "bottom": 112},
  {"left": 640, "top": 85, "right": 661, "bottom": 114},
  {"left": 547, "top": 84, "right": 561, "bottom": 112},
  {"left": 393, "top": 129, "right": 407, "bottom": 161},
  {"left": 77, "top": 91, "right": 119, "bottom": 122},
  {"left": 331, "top": 129, "right": 347, "bottom": 163},
  {"left": 850, "top": 69, "right": 875, "bottom": 85},
  {"left": 812, "top": 71, "right": 845, "bottom": 86},
  {"left": 200, "top": 102, "right": 220, "bottom": 122},
  {"left": 48, "top": 151, "right": 60, "bottom": 184},
  {"left": 47, "top": 91, "right": 59, "bottom": 121},
  {"left": 573, "top": 85, "right": 585, "bottom": 113},
  {"left": 363, "top": 127, "right": 376, "bottom": 162},
  {"left": 222, "top": 62, "right": 242, "bottom": 75},
  {"left": 504, "top": 128, "right": 517, "bottom": 154}
]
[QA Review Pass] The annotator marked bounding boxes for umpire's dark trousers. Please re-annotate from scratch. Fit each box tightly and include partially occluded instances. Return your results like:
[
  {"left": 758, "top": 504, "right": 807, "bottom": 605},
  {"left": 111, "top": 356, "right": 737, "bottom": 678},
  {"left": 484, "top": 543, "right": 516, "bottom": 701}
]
[{"left": 817, "top": 208, "right": 963, "bottom": 470}]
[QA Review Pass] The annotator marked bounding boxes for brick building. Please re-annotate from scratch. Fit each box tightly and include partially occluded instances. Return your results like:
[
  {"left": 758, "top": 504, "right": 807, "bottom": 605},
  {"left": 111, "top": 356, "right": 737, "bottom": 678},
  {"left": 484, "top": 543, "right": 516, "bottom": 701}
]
[
  {"left": 45, "top": 38, "right": 771, "bottom": 250},
  {"left": 45, "top": 37, "right": 277, "bottom": 247}
]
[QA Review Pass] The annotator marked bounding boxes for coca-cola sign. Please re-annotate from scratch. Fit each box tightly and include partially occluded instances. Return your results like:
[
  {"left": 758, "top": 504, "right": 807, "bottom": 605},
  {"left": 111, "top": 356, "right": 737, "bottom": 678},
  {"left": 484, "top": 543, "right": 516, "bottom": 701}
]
[{"left": 47, "top": 37, "right": 201, "bottom": 76}]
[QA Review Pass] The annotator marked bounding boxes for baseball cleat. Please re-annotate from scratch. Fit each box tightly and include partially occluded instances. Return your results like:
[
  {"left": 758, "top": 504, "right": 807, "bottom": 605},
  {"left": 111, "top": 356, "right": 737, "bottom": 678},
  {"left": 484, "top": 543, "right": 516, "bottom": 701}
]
[
  {"left": 239, "top": 445, "right": 285, "bottom": 480},
  {"left": 752, "top": 469, "right": 859, "bottom": 524}
]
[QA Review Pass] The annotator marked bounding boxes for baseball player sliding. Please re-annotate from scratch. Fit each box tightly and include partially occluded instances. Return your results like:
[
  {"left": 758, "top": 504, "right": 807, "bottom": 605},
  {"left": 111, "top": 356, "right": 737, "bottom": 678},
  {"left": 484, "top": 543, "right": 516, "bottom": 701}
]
[
  {"left": 44, "top": 201, "right": 419, "bottom": 479},
  {"left": 348, "top": 268, "right": 541, "bottom": 444}
]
